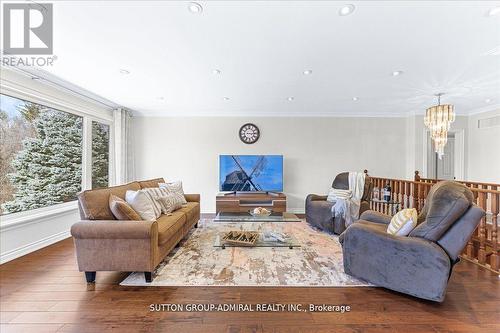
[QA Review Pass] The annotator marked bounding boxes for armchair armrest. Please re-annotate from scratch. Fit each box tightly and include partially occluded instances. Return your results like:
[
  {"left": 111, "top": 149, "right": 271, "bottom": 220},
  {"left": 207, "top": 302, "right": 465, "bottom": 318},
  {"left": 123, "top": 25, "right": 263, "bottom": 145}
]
[
  {"left": 306, "top": 194, "right": 328, "bottom": 203},
  {"left": 71, "top": 220, "right": 157, "bottom": 239},
  {"left": 359, "top": 210, "right": 392, "bottom": 225},
  {"left": 341, "top": 222, "right": 451, "bottom": 302},
  {"left": 184, "top": 194, "right": 200, "bottom": 203}
]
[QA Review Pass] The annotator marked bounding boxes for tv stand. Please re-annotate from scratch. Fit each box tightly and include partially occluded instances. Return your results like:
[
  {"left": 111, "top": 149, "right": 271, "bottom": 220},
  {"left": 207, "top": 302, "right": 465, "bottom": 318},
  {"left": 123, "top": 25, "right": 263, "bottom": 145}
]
[{"left": 216, "top": 192, "right": 286, "bottom": 213}]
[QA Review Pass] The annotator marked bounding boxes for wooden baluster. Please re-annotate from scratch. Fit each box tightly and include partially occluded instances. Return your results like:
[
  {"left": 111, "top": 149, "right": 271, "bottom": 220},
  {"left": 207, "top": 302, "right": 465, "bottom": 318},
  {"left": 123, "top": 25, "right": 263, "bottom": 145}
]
[
  {"left": 405, "top": 181, "right": 411, "bottom": 209},
  {"left": 490, "top": 192, "right": 499, "bottom": 271},
  {"left": 378, "top": 179, "right": 382, "bottom": 212},
  {"left": 418, "top": 182, "right": 425, "bottom": 212},
  {"left": 413, "top": 181, "right": 418, "bottom": 211},
  {"left": 477, "top": 191, "right": 487, "bottom": 265}
]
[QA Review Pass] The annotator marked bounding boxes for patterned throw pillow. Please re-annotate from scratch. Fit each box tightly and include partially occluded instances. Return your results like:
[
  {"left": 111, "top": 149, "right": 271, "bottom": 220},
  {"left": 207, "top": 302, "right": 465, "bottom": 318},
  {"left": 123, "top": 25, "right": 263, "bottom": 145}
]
[
  {"left": 142, "top": 187, "right": 168, "bottom": 216},
  {"left": 159, "top": 181, "right": 188, "bottom": 204},
  {"left": 157, "top": 192, "right": 185, "bottom": 214},
  {"left": 125, "top": 190, "right": 160, "bottom": 221},
  {"left": 387, "top": 208, "right": 418, "bottom": 236},
  {"left": 109, "top": 194, "right": 142, "bottom": 220}
]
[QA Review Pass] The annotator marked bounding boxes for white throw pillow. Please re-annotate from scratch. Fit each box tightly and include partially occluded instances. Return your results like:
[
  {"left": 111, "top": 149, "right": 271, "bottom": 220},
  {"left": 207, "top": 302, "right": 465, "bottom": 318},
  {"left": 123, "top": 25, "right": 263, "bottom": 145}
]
[
  {"left": 159, "top": 181, "right": 187, "bottom": 204},
  {"left": 387, "top": 208, "right": 418, "bottom": 236},
  {"left": 125, "top": 190, "right": 158, "bottom": 221}
]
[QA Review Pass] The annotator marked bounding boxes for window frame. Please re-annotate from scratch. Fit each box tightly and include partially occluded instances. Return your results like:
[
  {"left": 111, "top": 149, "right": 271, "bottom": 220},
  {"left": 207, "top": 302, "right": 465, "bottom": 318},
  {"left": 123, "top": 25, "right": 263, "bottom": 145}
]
[{"left": 0, "top": 82, "right": 115, "bottom": 224}]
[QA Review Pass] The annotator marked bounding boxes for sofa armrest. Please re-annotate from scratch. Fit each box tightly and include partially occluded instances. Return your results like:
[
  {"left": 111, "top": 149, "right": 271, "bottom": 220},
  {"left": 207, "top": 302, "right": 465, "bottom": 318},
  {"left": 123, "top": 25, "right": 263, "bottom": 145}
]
[
  {"left": 184, "top": 194, "right": 200, "bottom": 203},
  {"left": 71, "top": 220, "right": 157, "bottom": 239},
  {"left": 306, "top": 194, "right": 328, "bottom": 203},
  {"left": 359, "top": 210, "right": 392, "bottom": 225},
  {"left": 341, "top": 222, "right": 451, "bottom": 302}
]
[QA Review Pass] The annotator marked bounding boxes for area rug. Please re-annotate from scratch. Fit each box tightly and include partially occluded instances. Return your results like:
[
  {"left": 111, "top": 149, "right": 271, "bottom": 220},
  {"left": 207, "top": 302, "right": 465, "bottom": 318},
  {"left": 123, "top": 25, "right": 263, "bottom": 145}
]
[{"left": 120, "top": 219, "right": 370, "bottom": 287}]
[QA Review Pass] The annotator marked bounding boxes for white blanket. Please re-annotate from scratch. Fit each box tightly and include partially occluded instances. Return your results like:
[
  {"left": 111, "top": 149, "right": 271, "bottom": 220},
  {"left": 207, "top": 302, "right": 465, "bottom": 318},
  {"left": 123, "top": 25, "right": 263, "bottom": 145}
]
[{"left": 329, "top": 172, "right": 366, "bottom": 227}]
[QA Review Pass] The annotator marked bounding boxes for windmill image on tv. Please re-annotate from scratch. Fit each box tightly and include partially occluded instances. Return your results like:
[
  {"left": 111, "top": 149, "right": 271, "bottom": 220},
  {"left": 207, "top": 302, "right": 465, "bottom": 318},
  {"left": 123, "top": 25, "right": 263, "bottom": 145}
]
[{"left": 222, "top": 156, "right": 267, "bottom": 191}]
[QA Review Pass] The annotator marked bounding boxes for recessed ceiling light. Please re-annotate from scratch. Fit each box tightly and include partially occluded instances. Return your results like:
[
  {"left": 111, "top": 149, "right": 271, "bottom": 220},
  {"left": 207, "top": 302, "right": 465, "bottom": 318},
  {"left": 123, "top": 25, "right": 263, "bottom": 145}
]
[
  {"left": 352, "top": 97, "right": 359, "bottom": 101},
  {"left": 188, "top": 2, "right": 203, "bottom": 14},
  {"left": 339, "top": 4, "right": 355, "bottom": 16},
  {"left": 223, "top": 97, "right": 230, "bottom": 101},
  {"left": 392, "top": 70, "right": 403, "bottom": 76},
  {"left": 212, "top": 69, "right": 222, "bottom": 75},
  {"left": 303, "top": 69, "right": 312, "bottom": 75},
  {"left": 157, "top": 97, "right": 165, "bottom": 100},
  {"left": 487, "top": 7, "right": 500, "bottom": 17},
  {"left": 287, "top": 97, "right": 294, "bottom": 101},
  {"left": 119, "top": 69, "right": 130, "bottom": 75},
  {"left": 485, "top": 98, "right": 492, "bottom": 103}
]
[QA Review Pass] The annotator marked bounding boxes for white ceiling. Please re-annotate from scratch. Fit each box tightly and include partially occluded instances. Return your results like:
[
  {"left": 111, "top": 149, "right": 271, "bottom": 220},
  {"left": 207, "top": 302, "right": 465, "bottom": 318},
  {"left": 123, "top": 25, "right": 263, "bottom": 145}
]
[{"left": 35, "top": 1, "right": 500, "bottom": 116}]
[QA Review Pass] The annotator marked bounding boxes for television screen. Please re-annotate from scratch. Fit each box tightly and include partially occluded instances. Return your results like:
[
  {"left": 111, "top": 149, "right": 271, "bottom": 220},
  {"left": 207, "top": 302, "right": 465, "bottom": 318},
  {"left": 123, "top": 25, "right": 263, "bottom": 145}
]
[{"left": 219, "top": 155, "right": 283, "bottom": 192}]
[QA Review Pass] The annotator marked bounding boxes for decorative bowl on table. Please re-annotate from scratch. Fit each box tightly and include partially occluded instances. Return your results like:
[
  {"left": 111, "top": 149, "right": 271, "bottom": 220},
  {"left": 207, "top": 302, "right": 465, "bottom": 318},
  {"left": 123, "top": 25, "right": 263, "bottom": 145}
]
[{"left": 249, "top": 207, "right": 272, "bottom": 217}]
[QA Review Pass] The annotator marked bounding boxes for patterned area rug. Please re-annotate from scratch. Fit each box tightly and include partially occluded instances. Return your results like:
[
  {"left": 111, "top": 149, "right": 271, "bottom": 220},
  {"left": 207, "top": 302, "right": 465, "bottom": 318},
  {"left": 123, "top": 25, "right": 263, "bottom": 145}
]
[{"left": 120, "top": 219, "right": 370, "bottom": 287}]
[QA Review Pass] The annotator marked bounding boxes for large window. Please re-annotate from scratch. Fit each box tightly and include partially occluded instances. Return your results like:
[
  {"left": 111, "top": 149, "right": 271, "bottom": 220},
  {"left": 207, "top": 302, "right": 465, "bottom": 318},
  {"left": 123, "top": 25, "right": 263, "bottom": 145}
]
[{"left": 1, "top": 93, "right": 110, "bottom": 215}]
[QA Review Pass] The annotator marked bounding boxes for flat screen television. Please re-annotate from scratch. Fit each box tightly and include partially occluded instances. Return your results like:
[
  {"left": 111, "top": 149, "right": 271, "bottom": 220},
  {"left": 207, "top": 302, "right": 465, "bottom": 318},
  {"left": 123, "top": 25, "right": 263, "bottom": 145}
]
[{"left": 219, "top": 155, "right": 283, "bottom": 192}]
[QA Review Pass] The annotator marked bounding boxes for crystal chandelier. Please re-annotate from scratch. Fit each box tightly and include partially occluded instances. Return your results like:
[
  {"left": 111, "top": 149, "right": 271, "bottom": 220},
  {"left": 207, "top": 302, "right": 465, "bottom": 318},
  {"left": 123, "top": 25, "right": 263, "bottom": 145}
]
[{"left": 424, "top": 93, "right": 455, "bottom": 159}]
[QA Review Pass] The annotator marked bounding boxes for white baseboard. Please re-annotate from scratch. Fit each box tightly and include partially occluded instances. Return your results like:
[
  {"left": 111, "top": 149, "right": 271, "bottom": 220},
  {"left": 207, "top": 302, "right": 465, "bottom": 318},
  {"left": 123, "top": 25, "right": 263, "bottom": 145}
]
[{"left": 0, "top": 230, "right": 71, "bottom": 264}]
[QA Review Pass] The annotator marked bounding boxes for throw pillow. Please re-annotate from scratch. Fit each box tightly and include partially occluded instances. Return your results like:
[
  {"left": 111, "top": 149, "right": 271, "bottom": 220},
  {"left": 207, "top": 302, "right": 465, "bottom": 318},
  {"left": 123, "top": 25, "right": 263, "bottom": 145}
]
[
  {"left": 157, "top": 192, "right": 185, "bottom": 214},
  {"left": 125, "top": 190, "right": 159, "bottom": 221},
  {"left": 142, "top": 187, "right": 176, "bottom": 215},
  {"left": 142, "top": 187, "right": 167, "bottom": 217},
  {"left": 387, "top": 208, "right": 418, "bottom": 236},
  {"left": 159, "top": 181, "right": 187, "bottom": 204},
  {"left": 109, "top": 194, "right": 142, "bottom": 220}
]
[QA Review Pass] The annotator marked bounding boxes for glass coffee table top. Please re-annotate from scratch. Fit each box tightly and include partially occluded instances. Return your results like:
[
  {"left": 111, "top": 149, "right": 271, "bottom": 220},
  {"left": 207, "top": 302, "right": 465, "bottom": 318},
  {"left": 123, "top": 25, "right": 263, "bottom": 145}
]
[{"left": 213, "top": 211, "right": 301, "bottom": 222}]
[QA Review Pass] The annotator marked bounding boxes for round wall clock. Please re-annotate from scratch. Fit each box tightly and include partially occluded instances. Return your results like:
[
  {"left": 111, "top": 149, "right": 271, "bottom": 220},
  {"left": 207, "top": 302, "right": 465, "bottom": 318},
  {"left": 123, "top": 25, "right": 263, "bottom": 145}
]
[{"left": 239, "top": 123, "right": 260, "bottom": 144}]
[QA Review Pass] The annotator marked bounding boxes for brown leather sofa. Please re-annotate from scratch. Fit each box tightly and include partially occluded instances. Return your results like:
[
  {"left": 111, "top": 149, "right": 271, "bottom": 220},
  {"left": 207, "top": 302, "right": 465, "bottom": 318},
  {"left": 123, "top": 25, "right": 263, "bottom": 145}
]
[{"left": 71, "top": 178, "right": 200, "bottom": 283}]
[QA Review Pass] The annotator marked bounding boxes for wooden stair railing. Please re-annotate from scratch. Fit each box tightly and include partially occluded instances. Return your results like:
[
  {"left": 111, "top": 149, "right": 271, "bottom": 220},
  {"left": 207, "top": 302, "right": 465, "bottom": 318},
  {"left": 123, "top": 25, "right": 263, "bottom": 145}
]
[{"left": 367, "top": 171, "right": 499, "bottom": 273}]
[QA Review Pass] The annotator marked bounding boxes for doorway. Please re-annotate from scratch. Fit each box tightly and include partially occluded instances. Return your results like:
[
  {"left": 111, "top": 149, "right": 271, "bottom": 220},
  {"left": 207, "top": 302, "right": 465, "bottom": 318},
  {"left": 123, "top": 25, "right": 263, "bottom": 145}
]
[{"left": 427, "top": 133, "right": 455, "bottom": 180}]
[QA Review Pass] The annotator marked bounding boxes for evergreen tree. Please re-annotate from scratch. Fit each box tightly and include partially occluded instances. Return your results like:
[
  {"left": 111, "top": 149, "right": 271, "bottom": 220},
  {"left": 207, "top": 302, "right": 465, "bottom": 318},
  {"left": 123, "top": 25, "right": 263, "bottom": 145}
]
[
  {"left": 17, "top": 102, "right": 42, "bottom": 122},
  {"left": 91, "top": 122, "right": 109, "bottom": 189},
  {"left": 2, "top": 108, "right": 83, "bottom": 213}
]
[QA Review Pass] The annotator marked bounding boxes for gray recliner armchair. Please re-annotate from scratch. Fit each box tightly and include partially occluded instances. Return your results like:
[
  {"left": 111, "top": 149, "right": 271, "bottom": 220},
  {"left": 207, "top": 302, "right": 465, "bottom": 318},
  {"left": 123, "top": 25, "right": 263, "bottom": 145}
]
[
  {"left": 306, "top": 172, "right": 373, "bottom": 234},
  {"left": 340, "top": 181, "right": 484, "bottom": 302}
]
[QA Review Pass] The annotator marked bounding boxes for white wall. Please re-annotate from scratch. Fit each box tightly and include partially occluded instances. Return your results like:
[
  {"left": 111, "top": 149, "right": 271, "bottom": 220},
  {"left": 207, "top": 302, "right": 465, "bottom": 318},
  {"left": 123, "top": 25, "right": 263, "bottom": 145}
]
[
  {"left": 467, "top": 109, "right": 500, "bottom": 183},
  {"left": 132, "top": 116, "right": 408, "bottom": 213}
]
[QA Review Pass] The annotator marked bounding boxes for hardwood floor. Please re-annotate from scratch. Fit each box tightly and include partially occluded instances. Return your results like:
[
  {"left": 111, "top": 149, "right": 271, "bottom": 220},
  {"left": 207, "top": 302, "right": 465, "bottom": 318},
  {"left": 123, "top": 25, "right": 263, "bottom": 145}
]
[{"left": 1, "top": 238, "right": 499, "bottom": 333}]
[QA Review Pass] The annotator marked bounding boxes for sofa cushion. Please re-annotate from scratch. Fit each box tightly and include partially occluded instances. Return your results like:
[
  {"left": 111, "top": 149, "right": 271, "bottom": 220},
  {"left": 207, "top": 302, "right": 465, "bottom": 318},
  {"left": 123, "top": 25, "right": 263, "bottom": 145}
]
[
  {"left": 109, "top": 194, "right": 141, "bottom": 220},
  {"left": 409, "top": 181, "right": 473, "bottom": 241},
  {"left": 157, "top": 211, "right": 187, "bottom": 245},
  {"left": 178, "top": 202, "right": 200, "bottom": 222},
  {"left": 78, "top": 182, "right": 141, "bottom": 220},
  {"left": 138, "top": 178, "right": 165, "bottom": 189}
]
